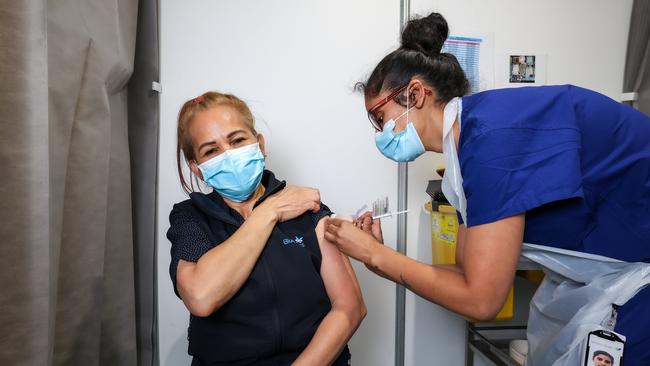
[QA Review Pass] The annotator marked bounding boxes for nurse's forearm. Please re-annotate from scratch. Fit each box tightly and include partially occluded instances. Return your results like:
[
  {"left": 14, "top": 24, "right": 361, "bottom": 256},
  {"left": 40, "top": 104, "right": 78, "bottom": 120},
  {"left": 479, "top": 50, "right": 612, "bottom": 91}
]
[
  {"left": 292, "top": 308, "right": 362, "bottom": 366},
  {"left": 367, "top": 245, "right": 507, "bottom": 321},
  {"left": 176, "top": 206, "right": 277, "bottom": 316}
]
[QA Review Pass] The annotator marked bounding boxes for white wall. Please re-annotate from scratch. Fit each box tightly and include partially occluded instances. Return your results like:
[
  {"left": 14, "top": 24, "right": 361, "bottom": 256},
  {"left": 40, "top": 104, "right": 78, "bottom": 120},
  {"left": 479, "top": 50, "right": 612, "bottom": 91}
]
[
  {"left": 158, "top": 1, "right": 633, "bottom": 366},
  {"left": 410, "top": 0, "right": 633, "bottom": 98},
  {"left": 158, "top": 1, "right": 402, "bottom": 365},
  {"left": 404, "top": 1, "right": 633, "bottom": 366}
]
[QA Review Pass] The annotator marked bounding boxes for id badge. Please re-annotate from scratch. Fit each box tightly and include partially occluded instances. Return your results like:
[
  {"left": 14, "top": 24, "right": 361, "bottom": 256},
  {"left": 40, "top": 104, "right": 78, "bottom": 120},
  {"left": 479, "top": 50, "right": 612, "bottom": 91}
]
[{"left": 583, "top": 330, "right": 625, "bottom": 366}]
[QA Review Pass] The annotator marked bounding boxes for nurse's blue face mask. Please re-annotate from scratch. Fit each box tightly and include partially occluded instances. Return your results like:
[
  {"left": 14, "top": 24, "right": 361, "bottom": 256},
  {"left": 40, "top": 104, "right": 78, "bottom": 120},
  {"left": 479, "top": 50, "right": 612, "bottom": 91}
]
[
  {"left": 373, "top": 89, "right": 426, "bottom": 162},
  {"left": 198, "top": 142, "right": 265, "bottom": 202}
]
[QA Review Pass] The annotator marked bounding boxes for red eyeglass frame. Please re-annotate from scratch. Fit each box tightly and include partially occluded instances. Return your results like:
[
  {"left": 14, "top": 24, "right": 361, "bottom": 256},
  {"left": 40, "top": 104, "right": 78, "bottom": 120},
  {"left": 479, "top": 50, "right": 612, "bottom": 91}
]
[{"left": 367, "top": 83, "right": 409, "bottom": 132}]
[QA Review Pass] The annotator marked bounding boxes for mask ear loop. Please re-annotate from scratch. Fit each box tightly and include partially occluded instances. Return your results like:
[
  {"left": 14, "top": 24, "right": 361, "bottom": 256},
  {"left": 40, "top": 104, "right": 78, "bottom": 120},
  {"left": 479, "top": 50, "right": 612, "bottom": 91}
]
[
  {"left": 392, "top": 86, "right": 414, "bottom": 126},
  {"left": 406, "top": 87, "right": 410, "bottom": 123}
]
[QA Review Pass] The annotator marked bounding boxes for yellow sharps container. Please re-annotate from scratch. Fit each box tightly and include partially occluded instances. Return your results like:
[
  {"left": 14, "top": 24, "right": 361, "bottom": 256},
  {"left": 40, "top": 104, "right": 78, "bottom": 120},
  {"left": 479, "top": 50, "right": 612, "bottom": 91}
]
[{"left": 426, "top": 182, "right": 514, "bottom": 321}]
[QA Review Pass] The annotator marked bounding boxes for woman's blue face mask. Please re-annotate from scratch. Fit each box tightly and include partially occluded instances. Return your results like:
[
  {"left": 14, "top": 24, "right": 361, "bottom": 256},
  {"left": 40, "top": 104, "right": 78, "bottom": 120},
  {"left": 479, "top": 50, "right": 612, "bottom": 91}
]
[
  {"left": 374, "top": 106, "right": 426, "bottom": 162},
  {"left": 198, "top": 142, "right": 265, "bottom": 202}
]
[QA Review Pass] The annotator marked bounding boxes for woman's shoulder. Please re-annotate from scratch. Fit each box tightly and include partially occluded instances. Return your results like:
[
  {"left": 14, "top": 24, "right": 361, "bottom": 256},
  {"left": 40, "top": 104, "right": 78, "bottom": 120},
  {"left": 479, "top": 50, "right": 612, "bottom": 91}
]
[
  {"left": 169, "top": 194, "right": 211, "bottom": 224},
  {"left": 170, "top": 197, "right": 197, "bottom": 215},
  {"left": 167, "top": 196, "right": 216, "bottom": 249}
]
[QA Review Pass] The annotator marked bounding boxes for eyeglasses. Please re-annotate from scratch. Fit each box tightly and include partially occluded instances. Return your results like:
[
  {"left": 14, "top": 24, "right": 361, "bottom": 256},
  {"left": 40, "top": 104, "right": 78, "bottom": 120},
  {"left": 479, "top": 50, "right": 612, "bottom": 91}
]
[{"left": 367, "top": 83, "right": 409, "bottom": 132}]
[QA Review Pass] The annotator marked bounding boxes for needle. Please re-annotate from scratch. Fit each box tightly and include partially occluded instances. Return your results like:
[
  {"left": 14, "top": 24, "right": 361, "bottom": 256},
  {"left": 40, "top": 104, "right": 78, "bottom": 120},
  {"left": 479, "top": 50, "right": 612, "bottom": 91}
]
[{"left": 372, "top": 209, "right": 409, "bottom": 220}]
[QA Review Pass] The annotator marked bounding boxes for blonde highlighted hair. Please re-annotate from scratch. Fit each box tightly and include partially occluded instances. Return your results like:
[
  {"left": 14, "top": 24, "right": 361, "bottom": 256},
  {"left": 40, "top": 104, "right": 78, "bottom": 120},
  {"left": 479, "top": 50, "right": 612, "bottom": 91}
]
[{"left": 176, "top": 91, "right": 257, "bottom": 194}]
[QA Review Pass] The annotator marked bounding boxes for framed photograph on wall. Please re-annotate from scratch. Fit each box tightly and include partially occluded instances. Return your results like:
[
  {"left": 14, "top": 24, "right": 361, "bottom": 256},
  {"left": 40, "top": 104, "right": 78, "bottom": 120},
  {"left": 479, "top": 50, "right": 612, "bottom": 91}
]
[
  {"left": 509, "top": 55, "right": 536, "bottom": 83},
  {"left": 496, "top": 53, "right": 547, "bottom": 88}
]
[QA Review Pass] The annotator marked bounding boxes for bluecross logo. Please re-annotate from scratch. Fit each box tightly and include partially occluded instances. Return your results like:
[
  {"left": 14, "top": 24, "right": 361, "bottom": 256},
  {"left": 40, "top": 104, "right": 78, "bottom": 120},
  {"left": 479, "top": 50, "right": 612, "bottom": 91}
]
[{"left": 282, "top": 236, "right": 305, "bottom": 247}]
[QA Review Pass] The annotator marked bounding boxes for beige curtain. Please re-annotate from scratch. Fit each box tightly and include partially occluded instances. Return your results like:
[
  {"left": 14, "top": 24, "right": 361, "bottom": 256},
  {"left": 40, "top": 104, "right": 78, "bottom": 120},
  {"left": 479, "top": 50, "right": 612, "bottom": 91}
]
[{"left": 1, "top": 0, "right": 139, "bottom": 365}]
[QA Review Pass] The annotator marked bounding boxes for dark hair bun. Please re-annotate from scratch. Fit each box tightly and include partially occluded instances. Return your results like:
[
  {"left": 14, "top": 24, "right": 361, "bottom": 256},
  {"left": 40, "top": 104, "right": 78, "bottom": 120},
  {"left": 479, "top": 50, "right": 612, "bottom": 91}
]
[{"left": 401, "top": 12, "right": 449, "bottom": 56}]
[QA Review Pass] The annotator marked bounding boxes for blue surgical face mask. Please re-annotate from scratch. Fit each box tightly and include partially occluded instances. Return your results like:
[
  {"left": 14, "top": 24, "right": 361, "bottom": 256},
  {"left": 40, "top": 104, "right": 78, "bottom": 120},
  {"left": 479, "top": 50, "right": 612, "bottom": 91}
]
[
  {"left": 198, "top": 142, "right": 265, "bottom": 202},
  {"left": 374, "top": 106, "right": 426, "bottom": 162}
]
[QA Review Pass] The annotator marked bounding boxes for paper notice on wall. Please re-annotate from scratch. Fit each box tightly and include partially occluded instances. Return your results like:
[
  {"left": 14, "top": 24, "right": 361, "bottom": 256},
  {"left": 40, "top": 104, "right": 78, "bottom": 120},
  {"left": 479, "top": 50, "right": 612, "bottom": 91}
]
[{"left": 442, "top": 36, "right": 482, "bottom": 94}]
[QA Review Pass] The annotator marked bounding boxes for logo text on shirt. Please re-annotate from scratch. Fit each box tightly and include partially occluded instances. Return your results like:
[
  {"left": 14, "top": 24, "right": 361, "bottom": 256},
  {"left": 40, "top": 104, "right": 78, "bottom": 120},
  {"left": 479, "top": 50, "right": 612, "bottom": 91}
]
[{"left": 282, "top": 236, "right": 305, "bottom": 247}]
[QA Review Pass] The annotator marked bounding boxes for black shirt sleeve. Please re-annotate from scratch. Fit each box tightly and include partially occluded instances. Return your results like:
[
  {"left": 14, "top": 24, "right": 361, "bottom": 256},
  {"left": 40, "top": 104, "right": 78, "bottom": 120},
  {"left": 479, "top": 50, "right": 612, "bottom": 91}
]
[
  {"left": 310, "top": 202, "right": 334, "bottom": 227},
  {"left": 167, "top": 205, "right": 214, "bottom": 299}
]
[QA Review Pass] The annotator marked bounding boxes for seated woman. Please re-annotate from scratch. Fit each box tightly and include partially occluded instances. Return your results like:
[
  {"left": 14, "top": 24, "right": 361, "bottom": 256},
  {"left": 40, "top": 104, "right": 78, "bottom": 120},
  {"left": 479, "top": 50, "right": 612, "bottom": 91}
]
[{"left": 167, "top": 91, "right": 366, "bottom": 366}]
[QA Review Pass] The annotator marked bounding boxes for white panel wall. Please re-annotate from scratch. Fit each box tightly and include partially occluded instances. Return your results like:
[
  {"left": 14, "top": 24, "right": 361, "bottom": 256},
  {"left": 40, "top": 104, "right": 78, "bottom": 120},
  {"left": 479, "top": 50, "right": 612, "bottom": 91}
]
[
  {"left": 404, "top": 1, "right": 633, "bottom": 366},
  {"left": 158, "top": 1, "right": 401, "bottom": 365}
]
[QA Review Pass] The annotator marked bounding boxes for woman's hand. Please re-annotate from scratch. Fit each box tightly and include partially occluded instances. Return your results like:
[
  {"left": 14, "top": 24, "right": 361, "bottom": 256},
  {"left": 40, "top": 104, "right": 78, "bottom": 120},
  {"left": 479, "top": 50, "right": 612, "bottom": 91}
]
[
  {"left": 324, "top": 217, "right": 379, "bottom": 263},
  {"left": 354, "top": 211, "right": 384, "bottom": 244},
  {"left": 261, "top": 185, "right": 321, "bottom": 222}
]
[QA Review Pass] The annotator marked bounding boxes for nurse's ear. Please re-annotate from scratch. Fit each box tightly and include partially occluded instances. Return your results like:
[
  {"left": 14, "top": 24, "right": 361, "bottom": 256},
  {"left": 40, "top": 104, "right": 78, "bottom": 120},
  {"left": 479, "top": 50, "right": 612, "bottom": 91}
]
[
  {"left": 257, "top": 133, "right": 267, "bottom": 158},
  {"left": 405, "top": 79, "right": 429, "bottom": 109}
]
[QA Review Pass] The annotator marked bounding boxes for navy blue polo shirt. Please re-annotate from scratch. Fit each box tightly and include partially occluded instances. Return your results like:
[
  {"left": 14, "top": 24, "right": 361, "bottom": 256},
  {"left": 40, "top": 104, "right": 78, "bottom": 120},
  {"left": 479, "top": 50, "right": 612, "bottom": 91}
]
[{"left": 167, "top": 170, "right": 351, "bottom": 365}]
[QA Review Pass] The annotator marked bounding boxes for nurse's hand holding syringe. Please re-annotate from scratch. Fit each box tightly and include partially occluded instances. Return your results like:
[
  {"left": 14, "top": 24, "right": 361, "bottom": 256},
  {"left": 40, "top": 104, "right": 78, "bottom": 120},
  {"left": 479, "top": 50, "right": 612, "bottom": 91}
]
[
  {"left": 352, "top": 209, "right": 408, "bottom": 243},
  {"left": 328, "top": 196, "right": 405, "bottom": 253},
  {"left": 327, "top": 211, "right": 386, "bottom": 272},
  {"left": 352, "top": 212, "right": 386, "bottom": 244}
]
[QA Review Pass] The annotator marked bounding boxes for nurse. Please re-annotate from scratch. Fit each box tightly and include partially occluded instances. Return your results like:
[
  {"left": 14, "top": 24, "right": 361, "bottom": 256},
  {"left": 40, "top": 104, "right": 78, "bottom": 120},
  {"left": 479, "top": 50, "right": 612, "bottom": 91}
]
[{"left": 324, "top": 12, "right": 650, "bottom": 365}]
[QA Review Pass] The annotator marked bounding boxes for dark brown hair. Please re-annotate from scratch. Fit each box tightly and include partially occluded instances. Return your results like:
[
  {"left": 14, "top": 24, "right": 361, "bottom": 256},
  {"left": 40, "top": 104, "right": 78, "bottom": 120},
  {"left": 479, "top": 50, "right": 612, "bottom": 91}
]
[{"left": 360, "top": 12, "right": 469, "bottom": 103}]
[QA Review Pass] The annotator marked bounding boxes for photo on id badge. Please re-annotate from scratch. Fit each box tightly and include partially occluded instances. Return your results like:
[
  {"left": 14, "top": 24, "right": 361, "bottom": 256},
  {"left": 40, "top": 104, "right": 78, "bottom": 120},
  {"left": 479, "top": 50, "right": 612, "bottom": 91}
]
[{"left": 584, "top": 330, "right": 625, "bottom": 366}]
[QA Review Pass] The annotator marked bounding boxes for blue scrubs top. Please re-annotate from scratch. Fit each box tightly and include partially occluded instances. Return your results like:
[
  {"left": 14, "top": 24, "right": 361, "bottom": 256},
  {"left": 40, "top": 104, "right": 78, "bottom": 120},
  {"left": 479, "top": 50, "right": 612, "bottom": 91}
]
[{"left": 458, "top": 85, "right": 650, "bottom": 365}]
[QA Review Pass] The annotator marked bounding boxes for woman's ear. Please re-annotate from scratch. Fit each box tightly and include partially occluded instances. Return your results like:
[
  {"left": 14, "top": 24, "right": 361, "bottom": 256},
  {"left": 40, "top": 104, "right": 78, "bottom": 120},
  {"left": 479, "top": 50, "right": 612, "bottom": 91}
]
[
  {"left": 189, "top": 160, "right": 204, "bottom": 181},
  {"left": 258, "top": 133, "right": 267, "bottom": 157},
  {"left": 408, "top": 79, "right": 428, "bottom": 109}
]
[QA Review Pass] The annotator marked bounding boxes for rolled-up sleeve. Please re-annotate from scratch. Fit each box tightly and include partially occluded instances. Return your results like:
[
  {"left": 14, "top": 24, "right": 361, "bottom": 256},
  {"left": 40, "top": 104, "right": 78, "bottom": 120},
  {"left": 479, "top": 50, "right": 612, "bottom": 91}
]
[{"left": 310, "top": 202, "right": 334, "bottom": 227}]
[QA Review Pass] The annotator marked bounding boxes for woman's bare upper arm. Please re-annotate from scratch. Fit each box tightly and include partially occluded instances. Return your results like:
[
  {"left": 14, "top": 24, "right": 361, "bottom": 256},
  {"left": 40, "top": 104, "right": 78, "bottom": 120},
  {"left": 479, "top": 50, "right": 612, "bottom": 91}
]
[{"left": 315, "top": 218, "right": 362, "bottom": 308}]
